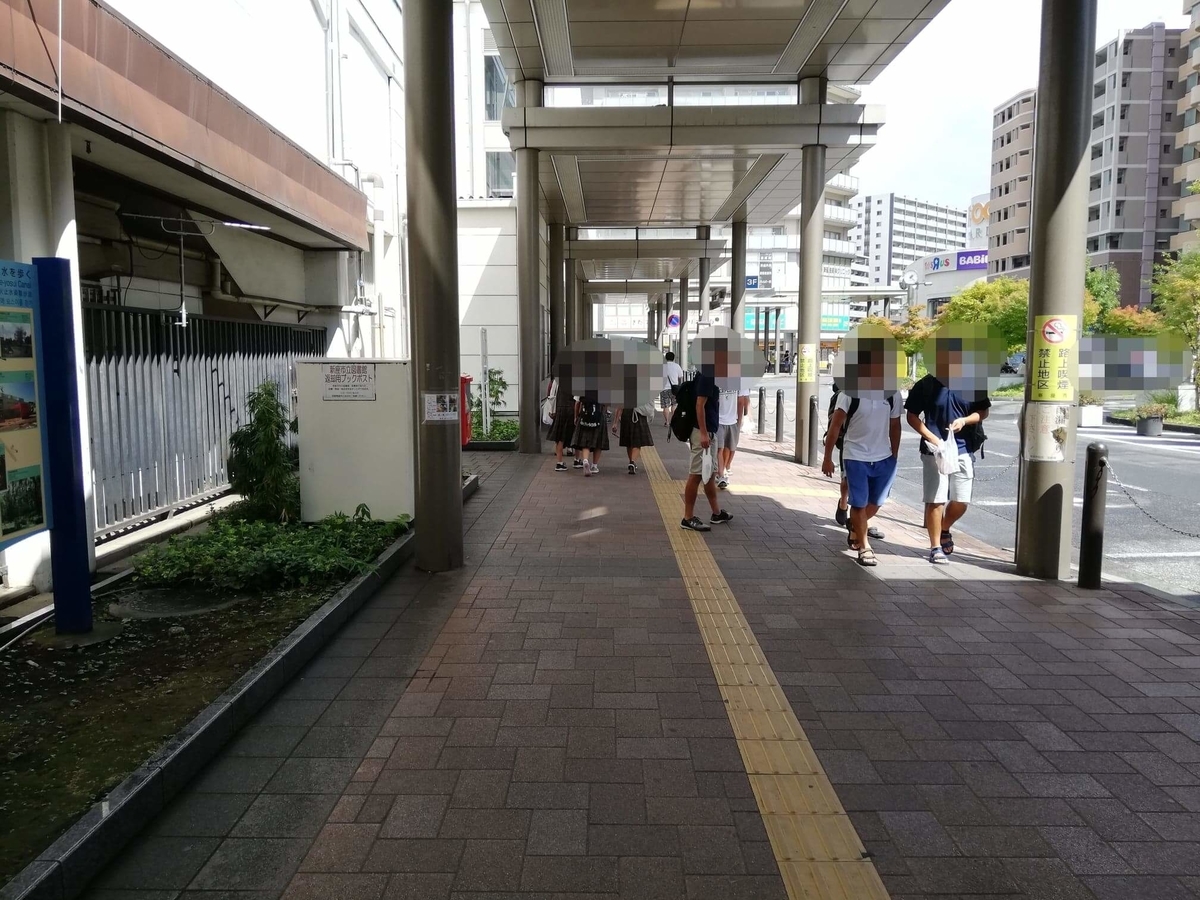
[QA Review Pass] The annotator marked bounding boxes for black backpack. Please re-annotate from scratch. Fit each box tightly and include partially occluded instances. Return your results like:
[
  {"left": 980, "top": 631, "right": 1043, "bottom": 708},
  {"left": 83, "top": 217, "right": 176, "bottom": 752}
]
[
  {"left": 579, "top": 397, "right": 603, "bottom": 429},
  {"left": 669, "top": 379, "right": 699, "bottom": 443},
  {"left": 961, "top": 420, "right": 987, "bottom": 457}
]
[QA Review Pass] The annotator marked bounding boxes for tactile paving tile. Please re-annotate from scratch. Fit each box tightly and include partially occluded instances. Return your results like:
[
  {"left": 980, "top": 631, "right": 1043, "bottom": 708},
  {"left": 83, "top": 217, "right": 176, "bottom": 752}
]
[{"left": 639, "top": 447, "right": 891, "bottom": 900}]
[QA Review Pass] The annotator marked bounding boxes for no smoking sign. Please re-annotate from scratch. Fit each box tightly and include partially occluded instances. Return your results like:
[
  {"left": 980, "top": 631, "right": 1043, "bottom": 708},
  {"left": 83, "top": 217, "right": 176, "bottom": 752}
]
[{"left": 1041, "top": 317, "right": 1069, "bottom": 344}]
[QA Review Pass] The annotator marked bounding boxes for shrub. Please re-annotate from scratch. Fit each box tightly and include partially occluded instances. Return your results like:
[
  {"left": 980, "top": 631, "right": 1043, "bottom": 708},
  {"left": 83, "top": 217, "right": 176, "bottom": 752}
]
[
  {"left": 1135, "top": 402, "right": 1169, "bottom": 420},
  {"left": 1078, "top": 390, "right": 1104, "bottom": 407},
  {"left": 228, "top": 382, "right": 299, "bottom": 522}
]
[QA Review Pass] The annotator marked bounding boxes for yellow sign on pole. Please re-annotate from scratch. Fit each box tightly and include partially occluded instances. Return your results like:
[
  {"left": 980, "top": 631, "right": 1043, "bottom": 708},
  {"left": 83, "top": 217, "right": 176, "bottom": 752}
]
[
  {"left": 1031, "top": 314, "right": 1078, "bottom": 402},
  {"left": 796, "top": 343, "right": 817, "bottom": 383}
]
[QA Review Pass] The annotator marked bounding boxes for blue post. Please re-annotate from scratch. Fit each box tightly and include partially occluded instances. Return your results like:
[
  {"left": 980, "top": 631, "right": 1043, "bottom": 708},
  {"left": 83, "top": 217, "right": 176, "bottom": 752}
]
[{"left": 35, "top": 257, "right": 92, "bottom": 633}]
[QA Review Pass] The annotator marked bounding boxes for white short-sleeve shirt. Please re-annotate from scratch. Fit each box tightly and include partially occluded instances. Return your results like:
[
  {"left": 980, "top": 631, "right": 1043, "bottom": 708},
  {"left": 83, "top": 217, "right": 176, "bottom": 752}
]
[{"left": 835, "top": 393, "right": 901, "bottom": 463}]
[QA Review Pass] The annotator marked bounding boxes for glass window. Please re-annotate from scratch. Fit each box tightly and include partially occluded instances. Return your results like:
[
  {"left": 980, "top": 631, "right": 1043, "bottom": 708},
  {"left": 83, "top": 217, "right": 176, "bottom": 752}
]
[
  {"left": 486, "top": 151, "right": 515, "bottom": 198},
  {"left": 484, "top": 55, "right": 515, "bottom": 121}
]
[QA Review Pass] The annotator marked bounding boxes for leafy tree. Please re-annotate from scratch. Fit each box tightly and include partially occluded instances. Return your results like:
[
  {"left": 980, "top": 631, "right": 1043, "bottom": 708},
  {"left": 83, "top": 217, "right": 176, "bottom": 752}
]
[
  {"left": 1152, "top": 249, "right": 1200, "bottom": 392},
  {"left": 938, "top": 276, "right": 1101, "bottom": 352},
  {"left": 861, "top": 307, "right": 932, "bottom": 376},
  {"left": 1084, "top": 261, "right": 1121, "bottom": 327},
  {"left": 1099, "top": 304, "right": 1164, "bottom": 336}
]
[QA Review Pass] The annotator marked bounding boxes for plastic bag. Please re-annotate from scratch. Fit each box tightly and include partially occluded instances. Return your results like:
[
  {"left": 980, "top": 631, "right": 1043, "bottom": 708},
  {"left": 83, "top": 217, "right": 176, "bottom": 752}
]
[
  {"left": 541, "top": 398, "right": 555, "bottom": 425},
  {"left": 934, "top": 434, "right": 959, "bottom": 475},
  {"left": 701, "top": 443, "right": 714, "bottom": 484}
]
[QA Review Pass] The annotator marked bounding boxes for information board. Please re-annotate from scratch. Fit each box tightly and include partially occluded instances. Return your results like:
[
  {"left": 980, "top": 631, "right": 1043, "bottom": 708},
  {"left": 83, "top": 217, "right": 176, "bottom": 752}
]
[
  {"left": 1031, "top": 315, "right": 1077, "bottom": 402},
  {"left": 322, "top": 362, "right": 377, "bottom": 401},
  {"left": 796, "top": 343, "right": 817, "bottom": 383},
  {"left": 0, "top": 262, "right": 48, "bottom": 548}
]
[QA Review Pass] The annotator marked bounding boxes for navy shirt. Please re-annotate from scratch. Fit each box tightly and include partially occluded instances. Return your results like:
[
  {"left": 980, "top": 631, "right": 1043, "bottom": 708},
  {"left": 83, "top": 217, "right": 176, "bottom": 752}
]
[
  {"left": 903, "top": 374, "right": 990, "bottom": 454},
  {"left": 692, "top": 372, "right": 721, "bottom": 435}
]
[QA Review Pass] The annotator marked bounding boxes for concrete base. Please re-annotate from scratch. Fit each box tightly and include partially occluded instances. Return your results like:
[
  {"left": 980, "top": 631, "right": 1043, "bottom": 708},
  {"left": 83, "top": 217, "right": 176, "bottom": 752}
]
[{"left": 1178, "top": 384, "right": 1197, "bottom": 412}]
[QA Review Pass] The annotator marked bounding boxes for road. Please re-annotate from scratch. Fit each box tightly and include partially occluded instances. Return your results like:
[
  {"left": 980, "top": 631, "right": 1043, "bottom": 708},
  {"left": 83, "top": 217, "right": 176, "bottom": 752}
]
[{"left": 743, "top": 374, "right": 1200, "bottom": 600}]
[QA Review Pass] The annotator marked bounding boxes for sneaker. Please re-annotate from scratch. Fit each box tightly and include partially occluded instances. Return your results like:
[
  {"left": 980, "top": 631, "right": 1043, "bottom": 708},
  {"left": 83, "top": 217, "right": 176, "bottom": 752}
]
[
  {"left": 628, "top": 463, "right": 637, "bottom": 475},
  {"left": 584, "top": 463, "right": 591, "bottom": 478},
  {"left": 710, "top": 510, "right": 734, "bottom": 525},
  {"left": 929, "top": 547, "right": 949, "bottom": 565},
  {"left": 681, "top": 516, "right": 711, "bottom": 532},
  {"left": 573, "top": 458, "right": 585, "bottom": 469},
  {"left": 835, "top": 504, "right": 849, "bottom": 527},
  {"left": 565, "top": 448, "right": 575, "bottom": 457},
  {"left": 591, "top": 464, "right": 600, "bottom": 475},
  {"left": 717, "top": 476, "right": 728, "bottom": 489},
  {"left": 868, "top": 525, "right": 884, "bottom": 540},
  {"left": 555, "top": 462, "right": 567, "bottom": 472}
]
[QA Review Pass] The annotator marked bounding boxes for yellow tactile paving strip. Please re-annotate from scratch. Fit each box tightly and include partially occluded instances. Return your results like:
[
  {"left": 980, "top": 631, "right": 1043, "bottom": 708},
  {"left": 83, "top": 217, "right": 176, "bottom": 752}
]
[{"left": 641, "top": 447, "right": 891, "bottom": 900}]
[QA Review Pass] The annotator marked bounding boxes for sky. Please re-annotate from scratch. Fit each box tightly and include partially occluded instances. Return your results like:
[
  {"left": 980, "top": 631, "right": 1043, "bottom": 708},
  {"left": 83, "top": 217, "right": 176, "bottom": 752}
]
[{"left": 850, "top": 0, "right": 1190, "bottom": 207}]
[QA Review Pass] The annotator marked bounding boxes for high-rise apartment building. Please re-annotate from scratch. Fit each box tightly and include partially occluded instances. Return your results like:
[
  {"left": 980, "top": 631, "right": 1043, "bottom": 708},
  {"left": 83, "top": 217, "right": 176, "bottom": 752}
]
[
  {"left": 991, "top": 25, "right": 1184, "bottom": 307},
  {"left": 852, "top": 194, "right": 968, "bottom": 286},
  {"left": 1172, "top": 1, "right": 1200, "bottom": 252}
]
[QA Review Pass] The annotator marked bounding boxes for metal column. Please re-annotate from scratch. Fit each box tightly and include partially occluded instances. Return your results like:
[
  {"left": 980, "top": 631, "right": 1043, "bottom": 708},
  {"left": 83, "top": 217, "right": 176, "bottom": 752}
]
[
  {"left": 647, "top": 300, "right": 655, "bottom": 343},
  {"left": 578, "top": 278, "right": 588, "bottom": 339},
  {"left": 796, "top": 76, "right": 827, "bottom": 466},
  {"left": 516, "top": 80, "right": 543, "bottom": 454},
  {"left": 403, "top": 0, "right": 463, "bottom": 572},
  {"left": 678, "top": 275, "right": 690, "bottom": 370},
  {"left": 754, "top": 307, "right": 762, "bottom": 358},
  {"left": 697, "top": 226, "right": 711, "bottom": 326},
  {"left": 565, "top": 262, "right": 577, "bottom": 347},
  {"left": 773, "top": 306, "right": 782, "bottom": 372},
  {"left": 549, "top": 223, "right": 565, "bottom": 365},
  {"left": 731, "top": 220, "right": 747, "bottom": 333},
  {"left": 1015, "top": 0, "right": 1097, "bottom": 580}
]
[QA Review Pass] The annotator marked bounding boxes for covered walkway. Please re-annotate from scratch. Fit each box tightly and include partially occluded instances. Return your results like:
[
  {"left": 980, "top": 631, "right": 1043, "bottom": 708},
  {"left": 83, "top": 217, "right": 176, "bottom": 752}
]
[{"left": 78, "top": 435, "right": 1200, "bottom": 900}]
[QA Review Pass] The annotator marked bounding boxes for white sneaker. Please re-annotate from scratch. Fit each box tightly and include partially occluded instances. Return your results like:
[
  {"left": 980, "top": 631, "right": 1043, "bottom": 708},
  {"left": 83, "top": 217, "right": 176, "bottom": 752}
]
[{"left": 591, "top": 464, "right": 600, "bottom": 475}]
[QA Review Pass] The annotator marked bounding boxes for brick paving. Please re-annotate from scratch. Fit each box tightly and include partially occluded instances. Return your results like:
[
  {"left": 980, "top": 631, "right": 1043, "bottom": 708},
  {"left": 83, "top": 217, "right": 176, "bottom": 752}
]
[{"left": 76, "top": 432, "right": 1200, "bottom": 900}]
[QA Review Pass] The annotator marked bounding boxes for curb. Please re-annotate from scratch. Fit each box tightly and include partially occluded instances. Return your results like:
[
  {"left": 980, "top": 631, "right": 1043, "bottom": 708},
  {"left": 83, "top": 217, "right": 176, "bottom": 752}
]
[
  {"left": 462, "top": 473, "right": 481, "bottom": 502},
  {"left": 465, "top": 439, "right": 519, "bottom": 451},
  {"left": 2, "top": 530, "right": 417, "bottom": 900},
  {"left": 1104, "top": 414, "right": 1200, "bottom": 435}
]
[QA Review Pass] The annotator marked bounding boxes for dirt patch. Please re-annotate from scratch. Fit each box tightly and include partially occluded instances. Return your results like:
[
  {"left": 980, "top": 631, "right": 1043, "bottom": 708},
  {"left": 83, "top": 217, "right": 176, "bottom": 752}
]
[{"left": 0, "top": 586, "right": 334, "bottom": 884}]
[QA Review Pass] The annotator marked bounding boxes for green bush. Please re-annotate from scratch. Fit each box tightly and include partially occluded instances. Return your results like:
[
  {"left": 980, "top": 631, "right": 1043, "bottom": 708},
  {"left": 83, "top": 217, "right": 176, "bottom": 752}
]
[
  {"left": 1135, "top": 402, "right": 1169, "bottom": 420},
  {"left": 472, "top": 416, "right": 519, "bottom": 441},
  {"left": 228, "top": 382, "right": 299, "bottom": 522},
  {"left": 134, "top": 510, "right": 411, "bottom": 592}
]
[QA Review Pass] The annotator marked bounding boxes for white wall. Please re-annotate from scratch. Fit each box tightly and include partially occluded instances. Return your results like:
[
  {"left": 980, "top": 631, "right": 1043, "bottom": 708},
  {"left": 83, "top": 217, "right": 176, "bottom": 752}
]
[{"left": 459, "top": 205, "right": 519, "bottom": 411}]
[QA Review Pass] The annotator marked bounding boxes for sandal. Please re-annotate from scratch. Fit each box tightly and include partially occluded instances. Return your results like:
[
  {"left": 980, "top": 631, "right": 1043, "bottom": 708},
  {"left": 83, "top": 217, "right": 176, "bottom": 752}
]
[
  {"left": 858, "top": 548, "right": 878, "bottom": 567},
  {"left": 847, "top": 533, "right": 862, "bottom": 552},
  {"left": 940, "top": 531, "right": 954, "bottom": 556}
]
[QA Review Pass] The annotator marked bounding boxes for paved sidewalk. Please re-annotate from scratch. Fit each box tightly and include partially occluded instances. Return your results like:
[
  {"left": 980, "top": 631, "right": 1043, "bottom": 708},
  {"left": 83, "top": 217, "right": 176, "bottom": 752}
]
[{"left": 76, "top": 437, "right": 1200, "bottom": 900}]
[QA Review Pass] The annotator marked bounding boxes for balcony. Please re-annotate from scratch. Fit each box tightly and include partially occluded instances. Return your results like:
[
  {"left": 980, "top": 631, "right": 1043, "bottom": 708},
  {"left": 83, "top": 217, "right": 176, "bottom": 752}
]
[
  {"left": 825, "top": 173, "right": 859, "bottom": 195},
  {"left": 1177, "top": 122, "right": 1200, "bottom": 149},
  {"left": 747, "top": 234, "right": 792, "bottom": 251},
  {"left": 1171, "top": 229, "right": 1200, "bottom": 251},
  {"left": 823, "top": 238, "right": 857, "bottom": 257},
  {"left": 824, "top": 204, "right": 857, "bottom": 225},
  {"left": 1173, "top": 192, "right": 1200, "bottom": 222},
  {"left": 1178, "top": 83, "right": 1200, "bottom": 115}
]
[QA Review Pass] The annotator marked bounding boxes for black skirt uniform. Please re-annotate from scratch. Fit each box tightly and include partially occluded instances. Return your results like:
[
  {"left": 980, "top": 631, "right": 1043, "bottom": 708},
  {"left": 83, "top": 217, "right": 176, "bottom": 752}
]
[{"left": 618, "top": 408, "right": 654, "bottom": 449}]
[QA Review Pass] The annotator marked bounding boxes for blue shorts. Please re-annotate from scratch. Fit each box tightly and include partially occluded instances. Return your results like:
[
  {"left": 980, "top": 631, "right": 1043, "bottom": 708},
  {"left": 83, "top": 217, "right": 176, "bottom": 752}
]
[{"left": 843, "top": 456, "right": 898, "bottom": 509}]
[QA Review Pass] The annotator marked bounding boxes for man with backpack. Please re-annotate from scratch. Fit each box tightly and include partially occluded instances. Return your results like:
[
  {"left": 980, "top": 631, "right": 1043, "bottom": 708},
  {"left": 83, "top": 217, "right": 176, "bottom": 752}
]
[
  {"left": 671, "top": 365, "right": 733, "bottom": 532},
  {"left": 821, "top": 351, "right": 901, "bottom": 567},
  {"left": 904, "top": 340, "right": 991, "bottom": 564}
]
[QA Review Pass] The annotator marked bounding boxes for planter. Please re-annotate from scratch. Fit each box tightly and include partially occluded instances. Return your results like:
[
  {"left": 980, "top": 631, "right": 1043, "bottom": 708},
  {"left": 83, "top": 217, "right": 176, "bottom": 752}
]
[
  {"left": 1079, "top": 404, "right": 1104, "bottom": 428},
  {"left": 462, "top": 473, "right": 480, "bottom": 501},
  {"left": 465, "top": 438, "right": 519, "bottom": 451},
  {"left": 1136, "top": 416, "right": 1164, "bottom": 437}
]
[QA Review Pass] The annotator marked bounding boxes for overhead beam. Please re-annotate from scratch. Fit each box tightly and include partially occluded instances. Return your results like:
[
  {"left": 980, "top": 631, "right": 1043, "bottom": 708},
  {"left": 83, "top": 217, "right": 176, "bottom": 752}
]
[{"left": 565, "top": 239, "right": 727, "bottom": 261}]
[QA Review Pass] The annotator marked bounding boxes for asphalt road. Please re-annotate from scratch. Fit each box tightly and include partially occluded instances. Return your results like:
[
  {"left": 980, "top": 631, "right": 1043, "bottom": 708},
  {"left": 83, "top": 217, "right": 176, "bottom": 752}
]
[{"left": 744, "top": 374, "right": 1200, "bottom": 600}]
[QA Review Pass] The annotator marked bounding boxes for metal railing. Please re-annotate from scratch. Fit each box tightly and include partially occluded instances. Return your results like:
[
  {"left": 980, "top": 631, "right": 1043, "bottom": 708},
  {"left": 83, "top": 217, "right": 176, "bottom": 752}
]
[{"left": 82, "top": 304, "right": 325, "bottom": 534}]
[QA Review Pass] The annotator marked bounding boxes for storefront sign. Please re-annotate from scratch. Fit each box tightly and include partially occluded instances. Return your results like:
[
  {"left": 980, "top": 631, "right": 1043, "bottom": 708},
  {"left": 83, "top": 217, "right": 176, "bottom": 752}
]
[
  {"left": 745, "top": 275, "right": 759, "bottom": 290},
  {"left": 924, "top": 255, "right": 955, "bottom": 274},
  {"left": 0, "top": 261, "right": 47, "bottom": 548},
  {"left": 956, "top": 250, "right": 988, "bottom": 270},
  {"left": 322, "top": 362, "right": 377, "bottom": 401},
  {"left": 821, "top": 314, "right": 851, "bottom": 333},
  {"left": 1031, "top": 315, "right": 1077, "bottom": 402}
]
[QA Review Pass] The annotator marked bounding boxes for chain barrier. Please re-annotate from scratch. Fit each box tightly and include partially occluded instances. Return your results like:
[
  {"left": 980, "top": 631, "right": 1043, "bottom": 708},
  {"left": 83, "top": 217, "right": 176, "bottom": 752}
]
[
  {"left": 970, "top": 452, "right": 1020, "bottom": 484},
  {"left": 1107, "top": 460, "right": 1200, "bottom": 540}
]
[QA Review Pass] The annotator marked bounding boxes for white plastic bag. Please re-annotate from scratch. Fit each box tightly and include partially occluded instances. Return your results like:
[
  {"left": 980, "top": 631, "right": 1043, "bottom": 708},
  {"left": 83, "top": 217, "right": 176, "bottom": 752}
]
[
  {"left": 701, "top": 443, "right": 714, "bottom": 484},
  {"left": 933, "top": 434, "right": 959, "bottom": 476},
  {"left": 541, "top": 378, "right": 559, "bottom": 425}
]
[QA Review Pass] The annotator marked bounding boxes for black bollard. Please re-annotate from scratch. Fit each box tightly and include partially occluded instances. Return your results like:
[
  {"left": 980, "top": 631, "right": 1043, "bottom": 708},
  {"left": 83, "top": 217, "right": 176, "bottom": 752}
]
[
  {"left": 1078, "top": 442, "right": 1108, "bottom": 590},
  {"left": 757, "top": 386, "right": 766, "bottom": 435},
  {"left": 808, "top": 394, "right": 820, "bottom": 469},
  {"left": 775, "top": 390, "right": 785, "bottom": 443}
]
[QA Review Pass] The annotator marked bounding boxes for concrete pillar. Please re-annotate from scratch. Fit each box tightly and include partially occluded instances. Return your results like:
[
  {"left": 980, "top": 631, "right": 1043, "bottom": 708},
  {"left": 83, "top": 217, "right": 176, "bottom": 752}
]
[
  {"left": 1015, "top": 0, "right": 1097, "bottom": 580},
  {"left": 678, "top": 275, "right": 690, "bottom": 371},
  {"left": 795, "top": 76, "right": 827, "bottom": 466},
  {"left": 697, "top": 226, "right": 711, "bottom": 326},
  {"left": 403, "top": 0, "right": 463, "bottom": 572},
  {"left": 515, "top": 80, "right": 544, "bottom": 454},
  {"left": 754, "top": 307, "right": 762, "bottom": 357},
  {"left": 577, "top": 277, "right": 587, "bottom": 339},
  {"left": 549, "top": 224, "right": 565, "bottom": 364},
  {"left": 731, "top": 220, "right": 746, "bottom": 333},
  {"left": 565, "top": 262, "right": 577, "bottom": 347},
  {"left": 0, "top": 113, "right": 96, "bottom": 589},
  {"left": 646, "top": 299, "right": 655, "bottom": 343},
  {"left": 773, "top": 306, "right": 782, "bottom": 372}
]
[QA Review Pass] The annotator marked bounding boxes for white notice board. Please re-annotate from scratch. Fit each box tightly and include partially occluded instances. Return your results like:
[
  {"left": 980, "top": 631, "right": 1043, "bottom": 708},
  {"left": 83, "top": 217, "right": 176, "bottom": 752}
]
[{"left": 322, "top": 362, "right": 376, "bottom": 401}]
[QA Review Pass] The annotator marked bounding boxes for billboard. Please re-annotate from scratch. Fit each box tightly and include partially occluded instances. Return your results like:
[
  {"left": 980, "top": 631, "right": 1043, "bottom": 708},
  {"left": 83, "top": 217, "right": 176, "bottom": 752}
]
[
  {"left": 923, "top": 250, "right": 988, "bottom": 275},
  {"left": 956, "top": 250, "right": 988, "bottom": 270},
  {"left": 967, "top": 194, "right": 990, "bottom": 250}
]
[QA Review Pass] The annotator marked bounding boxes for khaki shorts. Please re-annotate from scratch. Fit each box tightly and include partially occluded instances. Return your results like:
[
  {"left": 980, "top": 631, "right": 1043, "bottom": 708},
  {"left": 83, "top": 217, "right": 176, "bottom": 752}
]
[
  {"left": 921, "top": 451, "right": 974, "bottom": 505},
  {"left": 689, "top": 431, "right": 718, "bottom": 480}
]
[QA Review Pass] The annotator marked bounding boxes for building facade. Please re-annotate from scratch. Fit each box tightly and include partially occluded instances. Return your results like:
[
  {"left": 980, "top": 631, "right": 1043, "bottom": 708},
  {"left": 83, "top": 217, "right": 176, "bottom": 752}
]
[
  {"left": 991, "top": 25, "right": 1184, "bottom": 307},
  {"left": 852, "top": 194, "right": 968, "bottom": 287},
  {"left": 1173, "top": 1, "right": 1200, "bottom": 251}
]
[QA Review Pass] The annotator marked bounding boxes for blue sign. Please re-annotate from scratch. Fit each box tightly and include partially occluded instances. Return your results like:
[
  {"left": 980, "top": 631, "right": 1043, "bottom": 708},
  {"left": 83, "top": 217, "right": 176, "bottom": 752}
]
[
  {"left": 956, "top": 250, "right": 988, "bottom": 271},
  {"left": 667, "top": 313, "right": 680, "bottom": 328},
  {"left": 745, "top": 275, "right": 759, "bottom": 290}
]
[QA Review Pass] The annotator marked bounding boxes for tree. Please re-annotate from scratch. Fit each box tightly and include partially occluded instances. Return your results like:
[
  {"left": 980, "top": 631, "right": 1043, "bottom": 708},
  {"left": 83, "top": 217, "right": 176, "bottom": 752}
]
[
  {"left": 1085, "top": 261, "right": 1121, "bottom": 328},
  {"left": 1152, "top": 249, "right": 1200, "bottom": 392},
  {"left": 1099, "top": 304, "right": 1164, "bottom": 336},
  {"left": 938, "top": 276, "right": 1102, "bottom": 353}
]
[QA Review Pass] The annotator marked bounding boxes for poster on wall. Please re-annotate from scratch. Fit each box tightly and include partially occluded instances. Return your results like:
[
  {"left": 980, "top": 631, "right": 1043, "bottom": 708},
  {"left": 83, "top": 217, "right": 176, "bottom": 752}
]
[{"left": 0, "top": 263, "right": 47, "bottom": 548}]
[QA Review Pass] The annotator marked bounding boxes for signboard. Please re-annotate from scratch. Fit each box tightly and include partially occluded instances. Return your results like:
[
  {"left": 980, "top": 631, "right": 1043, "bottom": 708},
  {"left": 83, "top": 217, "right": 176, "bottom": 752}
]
[
  {"left": 322, "top": 362, "right": 377, "bottom": 401},
  {"left": 967, "top": 193, "right": 990, "bottom": 250},
  {"left": 422, "top": 391, "right": 459, "bottom": 422},
  {"left": 745, "top": 275, "right": 759, "bottom": 290},
  {"left": 1031, "top": 314, "right": 1077, "bottom": 402},
  {"left": 0, "top": 261, "right": 48, "bottom": 548},
  {"left": 924, "top": 254, "right": 955, "bottom": 274},
  {"left": 796, "top": 343, "right": 817, "bottom": 383},
  {"left": 668, "top": 313, "right": 680, "bottom": 329},
  {"left": 1023, "top": 403, "right": 1069, "bottom": 462},
  {"left": 821, "top": 314, "right": 851, "bottom": 333},
  {"left": 956, "top": 250, "right": 988, "bottom": 271}
]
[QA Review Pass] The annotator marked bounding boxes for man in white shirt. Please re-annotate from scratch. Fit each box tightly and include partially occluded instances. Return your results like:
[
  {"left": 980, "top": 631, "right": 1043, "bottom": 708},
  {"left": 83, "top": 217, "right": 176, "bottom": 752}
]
[
  {"left": 820, "top": 348, "right": 900, "bottom": 567},
  {"left": 716, "top": 385, "right": 750, "bottom": 489},
  {"left": 661, "top": 352, "right": 684, "bottom": 426}
]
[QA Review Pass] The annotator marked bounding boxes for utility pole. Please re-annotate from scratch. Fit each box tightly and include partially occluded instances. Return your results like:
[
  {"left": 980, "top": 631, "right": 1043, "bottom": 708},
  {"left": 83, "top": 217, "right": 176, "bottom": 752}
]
[{"left": 1014, "top": 0, "right": 1097, "bottom": 579}]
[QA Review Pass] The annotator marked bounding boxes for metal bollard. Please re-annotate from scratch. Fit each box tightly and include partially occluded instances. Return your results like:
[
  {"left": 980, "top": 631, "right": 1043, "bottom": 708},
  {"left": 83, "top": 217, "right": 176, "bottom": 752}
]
[
  {"left": 757, "top": 386, "right": 766, "bottom": 435},
  {"left": 1078, "top": 442, "right": 1109, "bottom": 590},
  {"left": 808, "top": 394, "right": 820, "bottom": 468},
  {"left": 775, "top": 390, "right": 785, "bottom": 443}
]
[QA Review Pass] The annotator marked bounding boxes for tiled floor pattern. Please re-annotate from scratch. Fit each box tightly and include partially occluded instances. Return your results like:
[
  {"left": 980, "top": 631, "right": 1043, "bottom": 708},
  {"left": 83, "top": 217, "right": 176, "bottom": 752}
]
[{"left": 640, "top": 447, "right": 889, "bottom": 900}]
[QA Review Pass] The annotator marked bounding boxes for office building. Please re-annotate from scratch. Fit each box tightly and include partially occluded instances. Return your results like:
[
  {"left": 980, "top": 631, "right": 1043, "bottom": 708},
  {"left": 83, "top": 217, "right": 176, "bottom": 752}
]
[
  {"left": 852, "top": 194, "right": 968, "bottom": 287},
  {"left": 991, "top": 24, "right": 1184, "bottom": 307},
  {"left": 1174, "top": 1, "right": 1200, "bottom": 252}
]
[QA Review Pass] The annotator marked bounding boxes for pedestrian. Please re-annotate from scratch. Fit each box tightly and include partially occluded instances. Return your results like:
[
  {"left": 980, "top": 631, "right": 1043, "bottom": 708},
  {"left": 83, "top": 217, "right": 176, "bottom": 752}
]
[
  {"left": 612, "top": 403, "right": 654, "bottom": 475},
  {"left": 904, "top": 349, "right": 991, "bottom": 564},
  {"left": 828, "top": 382, "right": 886, "bottom": 541},
  {"left": 821, "top": 350, "right": 900, "bottom": 567},
  {"left": 571, "top": 391, "right": 608, "bottom": 476},
  {"left": 547, "top": 379, "right": 578, "bottom": 473},
  {"left": 675, "top": 355, "right": 732, "bottom": 531},
  {"left": 716, "top": 384, "right": 749, "bottom": 489},
  {"left": 781, "top": 350, "right": 791, "bottom": 374},
  {"left": 661, "top": 351, "right": 684, "bottom": 427}
]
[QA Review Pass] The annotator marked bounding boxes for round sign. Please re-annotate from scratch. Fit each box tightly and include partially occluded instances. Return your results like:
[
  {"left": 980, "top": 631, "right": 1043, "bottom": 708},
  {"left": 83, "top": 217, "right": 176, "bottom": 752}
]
[
  {"left": 667, "top": 314, "right": 680, "bottom": 328},
  {"left": 800, "top": 345, "right": 813, "bottom": 357},
  {"left": 1041, "top": 318, "right": 1068, "bottom": 344}
]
